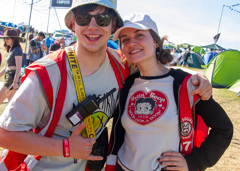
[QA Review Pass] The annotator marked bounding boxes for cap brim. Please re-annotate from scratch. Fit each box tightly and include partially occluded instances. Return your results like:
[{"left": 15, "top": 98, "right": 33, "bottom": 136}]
[
  {"left": 112, "top": 23, "right": 150, "bottom": 41},
  {"left": 64, "top": 3, "right": 123, "bottom": 32}
]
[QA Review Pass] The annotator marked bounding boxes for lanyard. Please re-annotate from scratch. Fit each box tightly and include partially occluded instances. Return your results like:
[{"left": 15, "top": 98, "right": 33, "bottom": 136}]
[{"left": 66, "top": 46, "right": 96, "bottom": 139}]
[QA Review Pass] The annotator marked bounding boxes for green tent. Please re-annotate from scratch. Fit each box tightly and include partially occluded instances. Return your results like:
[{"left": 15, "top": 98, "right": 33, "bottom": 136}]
[
  {"left": 205, "top": 50, "right": 240, "bottom": 88},
  {"left": 178, "top": 52, "right": 203, "bottom": 68},
  {"left": 192, "top": 46, "right": 206, "bottom": 56}
]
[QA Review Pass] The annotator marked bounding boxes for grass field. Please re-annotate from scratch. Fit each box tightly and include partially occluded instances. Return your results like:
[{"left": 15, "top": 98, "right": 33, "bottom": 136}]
[{"left": 0, "top": 39, "right": 239, "bottom": 170}]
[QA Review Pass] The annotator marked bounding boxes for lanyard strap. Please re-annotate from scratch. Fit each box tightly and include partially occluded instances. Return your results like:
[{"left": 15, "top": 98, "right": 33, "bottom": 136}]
[{"left": 66, "top": 46, "right": 96, "bottom": 139}]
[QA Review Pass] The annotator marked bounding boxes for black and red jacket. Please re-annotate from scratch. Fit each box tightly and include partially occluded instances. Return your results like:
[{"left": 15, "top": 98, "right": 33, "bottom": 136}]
[{"left": 107, "top": 69, "right": 233, "bottom": 171}]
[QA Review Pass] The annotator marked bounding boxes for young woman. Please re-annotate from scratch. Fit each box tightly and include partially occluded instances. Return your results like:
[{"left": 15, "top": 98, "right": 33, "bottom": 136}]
[
  {"left": 106, "top": 13, "right": 233, "bottom": 171},
  {"left": 0, "top": 29, "right": 23, "bottom": 104}
]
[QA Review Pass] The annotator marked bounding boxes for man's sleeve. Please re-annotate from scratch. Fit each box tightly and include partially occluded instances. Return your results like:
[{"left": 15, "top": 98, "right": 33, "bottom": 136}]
[{"left": 0, "top": 72, "right": 50, "bottom": 131}]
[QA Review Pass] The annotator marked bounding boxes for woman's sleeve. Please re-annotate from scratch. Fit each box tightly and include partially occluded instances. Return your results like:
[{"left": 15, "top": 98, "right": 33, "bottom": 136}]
[{"left": 184, "top": 98, "right": 233, "bottom": 171}]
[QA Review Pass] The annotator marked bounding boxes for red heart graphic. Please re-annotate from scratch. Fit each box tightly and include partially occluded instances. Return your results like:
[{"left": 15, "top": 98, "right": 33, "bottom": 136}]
[{"left": 127, "top": 90, "right": 168, "bottom": 125}]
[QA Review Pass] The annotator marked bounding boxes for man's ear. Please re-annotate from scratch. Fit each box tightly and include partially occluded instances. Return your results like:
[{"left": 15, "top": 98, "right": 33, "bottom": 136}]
[
  {"left": 111, "top": 17, "right": 117, "bottom": 34},
  {"left": 72, "top": 20, "right": 76, "bottom": 32}
]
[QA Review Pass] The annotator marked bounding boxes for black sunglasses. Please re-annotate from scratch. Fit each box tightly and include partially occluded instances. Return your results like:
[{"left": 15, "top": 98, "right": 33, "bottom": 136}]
[
  {"left": 75, "top": 14, "right": 112, "bottom": 27},
  {"left": 4, "top": 37, "right": 11, "bottom": 40}
]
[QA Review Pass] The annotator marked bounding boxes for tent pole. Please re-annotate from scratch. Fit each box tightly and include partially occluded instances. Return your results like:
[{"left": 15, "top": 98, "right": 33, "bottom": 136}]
[
  {"left": 46, "top": 0, "right": 52, "bottom": 34},
  {"left": 24, "top": 0, "right": 34, "bottom": 53},
  {"left": 215, "top": 5, "right": 225, "bottom": 51},
  {"left": 54, "top": 7, "right": 62, "bottom": 30},
  {"left": 12, "top": 0, "right": 17, "bottom": 23}
]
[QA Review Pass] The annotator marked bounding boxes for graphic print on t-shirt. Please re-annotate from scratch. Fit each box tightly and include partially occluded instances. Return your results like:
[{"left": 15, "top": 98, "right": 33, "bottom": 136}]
[{"left": 128, "top": 90, "right": 168, "bottom": 125}]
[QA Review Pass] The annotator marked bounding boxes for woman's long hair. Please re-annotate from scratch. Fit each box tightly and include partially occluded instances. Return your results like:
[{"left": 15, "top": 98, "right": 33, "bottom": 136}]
[{"left": 4, "top": 37, "right": 21, "bottom": 52}]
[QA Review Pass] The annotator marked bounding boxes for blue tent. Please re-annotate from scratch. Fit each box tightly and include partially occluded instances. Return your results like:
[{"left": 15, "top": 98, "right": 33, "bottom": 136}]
[
  {"left": 203, "top": 52, "right": 218, "bottom": 65},
  {"left": 45, "top": 37, "right": 56, "bottom": 48},
  {"left": 7, "top": 22, "right": 14, "bottom": 27}
]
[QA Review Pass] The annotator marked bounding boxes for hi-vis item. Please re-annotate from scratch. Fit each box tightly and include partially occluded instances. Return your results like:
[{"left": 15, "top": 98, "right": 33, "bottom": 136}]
[
  {"left": 66, "top": 46, "right": 96, "bottom": 139},
  {"left": 0, "top": 48, "right": 129, "bottom": 171}
]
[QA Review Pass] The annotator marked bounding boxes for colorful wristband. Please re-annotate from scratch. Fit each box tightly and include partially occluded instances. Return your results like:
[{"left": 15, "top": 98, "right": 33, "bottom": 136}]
[{"left": 63, "top": 139, "right": 70, "bottom": 157}]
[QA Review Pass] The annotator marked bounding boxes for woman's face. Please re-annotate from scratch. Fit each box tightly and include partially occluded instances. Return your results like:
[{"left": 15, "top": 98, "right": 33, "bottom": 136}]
[
  {"left": 4, "top": 37, "right": 13, "bottom": 46},
  {"left": 119, "top": 28, "right": 156, "bottom": 65}
]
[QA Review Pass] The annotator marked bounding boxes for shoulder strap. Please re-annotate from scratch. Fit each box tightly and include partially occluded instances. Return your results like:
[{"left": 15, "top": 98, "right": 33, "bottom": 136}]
[
  {"left": 179, "top": 75, "right": 201, "bottom": 155},
  {"left": 107, "top": 49, "right": 129, "bottom": 90}
]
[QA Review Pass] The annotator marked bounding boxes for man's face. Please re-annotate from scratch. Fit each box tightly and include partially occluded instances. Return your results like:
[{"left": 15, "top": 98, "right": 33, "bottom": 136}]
[
  {"left": 72, "top": 6, "right": 115, "bottom": 54},
  {"left": 59, "top": 38, "right": 65, "bottom": 44},
  {"left": 37, "top": 35, "right": 44, "bottom": 42}
]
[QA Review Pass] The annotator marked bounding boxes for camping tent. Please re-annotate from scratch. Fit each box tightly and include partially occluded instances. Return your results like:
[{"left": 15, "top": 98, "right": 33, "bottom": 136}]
[
  {"left": 202, "top": 44, "right": 225, "bottom": 51},
  {"left": 178, "top": 52, "right": 204, "bottom": 68},
  {"left": 192, "top": 46, "right": 206, "bottom": 56},
  {"left": 205, "top": 50, "right": 240, "bottom": 88},
  {"left": 195, "top": 53, "right": 205, "bottom": 65},
  {"left": 202, "top": 52, "right": 218, "bottom": 65},
  {"left": 228, "top": 79, "right": 240, "bottom": 95}
]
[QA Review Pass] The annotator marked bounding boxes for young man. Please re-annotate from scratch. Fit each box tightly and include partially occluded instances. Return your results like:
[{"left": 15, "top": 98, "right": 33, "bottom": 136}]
[
  {"left": 27, "top": 31, "right": 47, "bottom": 64},
  {"left": 0, "top": 0, "right": 212, "bottom": 170}
]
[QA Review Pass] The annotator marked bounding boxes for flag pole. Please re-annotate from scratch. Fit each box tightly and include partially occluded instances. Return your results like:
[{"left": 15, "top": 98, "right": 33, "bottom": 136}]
[{"left": 214, "top": 5, "right": 225, "bottom": 51}]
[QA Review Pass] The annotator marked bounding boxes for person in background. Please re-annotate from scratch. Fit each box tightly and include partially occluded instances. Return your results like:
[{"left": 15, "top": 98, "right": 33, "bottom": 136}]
[
  {"left": 49, "top": 36, "right": 66, "bottom": 53},
  {"left": 169, "top": 48, "right": 180, "bottom": 66},
  {"left": 181, "top": 47, "right": 192, "bottom": 68},
  {"left": 0, "top": 1, "right": 212, "bottom": 170},
  {"left": 0, "top": 29, "right": 23, "bottom": 104},
  {"left": 106, "top": 12, "right": 233, "bottom": 171},
  {"left": 27, "top": 31, "right": 47, "bottom": 64},
  {"left": 28, "top": 33, "right": 34, "bottom": 42},
  {"left": 44, "top": 33, "right": 55, "bottom": 54}
]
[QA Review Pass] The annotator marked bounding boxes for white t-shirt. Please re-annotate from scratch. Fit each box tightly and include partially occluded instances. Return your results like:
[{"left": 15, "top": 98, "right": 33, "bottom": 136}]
[
  {"left": 0, "top": 53, "right": 120, "bottom": 171},
  {"left": 117, "top": 74, "right": 180, "bottom": 171},
  {"left": 170, "top": 52, "right": 180, "bottom": 64}
]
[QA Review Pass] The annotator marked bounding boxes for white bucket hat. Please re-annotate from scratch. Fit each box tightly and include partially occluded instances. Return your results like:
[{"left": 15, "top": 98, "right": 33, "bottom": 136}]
[
  {"left": 64, "top": 0, "right": 123, "bottom": 32},
  {"left": 112, "top": 12, "right": 159, "bottom": 41}
]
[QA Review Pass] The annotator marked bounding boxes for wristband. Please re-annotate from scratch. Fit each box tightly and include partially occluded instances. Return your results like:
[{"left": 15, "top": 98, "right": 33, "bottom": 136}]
[{"left": 63, "top": 139, "right": 70, "bottom": 157}]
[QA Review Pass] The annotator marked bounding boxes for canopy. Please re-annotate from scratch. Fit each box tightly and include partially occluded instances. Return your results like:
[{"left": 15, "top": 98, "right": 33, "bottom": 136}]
[{"left": 202, "top": 44, "right": 225, "bottom": 51}]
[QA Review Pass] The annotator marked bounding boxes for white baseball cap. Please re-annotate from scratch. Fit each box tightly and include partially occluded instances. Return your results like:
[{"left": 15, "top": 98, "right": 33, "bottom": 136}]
[
  {"left": 64, "top": 0, "right": 123, "bottom": 32},
  {"left": 112, "top": 12, "right": 159, "bottom": 41}
]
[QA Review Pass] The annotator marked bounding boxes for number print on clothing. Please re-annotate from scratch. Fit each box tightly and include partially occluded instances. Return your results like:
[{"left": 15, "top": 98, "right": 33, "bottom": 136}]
[{"left": 127, "top": 90, "right": 168, "bottom": 125}]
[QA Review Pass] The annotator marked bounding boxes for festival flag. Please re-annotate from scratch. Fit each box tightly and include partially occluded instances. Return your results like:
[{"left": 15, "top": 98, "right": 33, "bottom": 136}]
[{"left": 213, "top": 33, "right": 221, "bottom": 43}]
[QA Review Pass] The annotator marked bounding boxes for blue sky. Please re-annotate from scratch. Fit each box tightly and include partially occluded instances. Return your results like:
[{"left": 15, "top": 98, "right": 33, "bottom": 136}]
[{"left": 0, "top": 0, "right": 239, "bottom": 50}]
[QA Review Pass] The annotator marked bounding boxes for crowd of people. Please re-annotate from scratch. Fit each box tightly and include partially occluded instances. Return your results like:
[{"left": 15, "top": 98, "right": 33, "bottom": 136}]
[{"left": 0, "top": 0, "right": 233, "bottom": 171}]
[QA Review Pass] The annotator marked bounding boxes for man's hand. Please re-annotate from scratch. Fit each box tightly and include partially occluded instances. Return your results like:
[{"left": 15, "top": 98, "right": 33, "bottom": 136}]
[
  {"left": 68, "top": 122, "right": 103, "bottom": 160},
  {"left": 190, "top": 73, "right": 212, "bottom": 100}
]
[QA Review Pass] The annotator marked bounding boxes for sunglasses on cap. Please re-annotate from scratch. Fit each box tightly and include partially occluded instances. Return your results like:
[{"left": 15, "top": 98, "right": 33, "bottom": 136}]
[
  {"left": 4, "top": 37, "right": 11, "bottom": 40},
  {"left": 75, "top": 13, "right": 112, "bottom": 27}
]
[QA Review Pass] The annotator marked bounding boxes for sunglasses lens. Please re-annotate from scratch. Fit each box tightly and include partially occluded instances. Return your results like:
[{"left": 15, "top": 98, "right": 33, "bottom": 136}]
[
  {"left": 4, "top": 37, "right": 10, "bottom": 40},
  {"left": 76, "top": 14, "right": 91, "bottom": 26},
  {"left": 76, "top": 14, "right": 112, "bottom": 27},
  {"left": 96, "top": 14, "right": 111, "bottom": 26}
]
